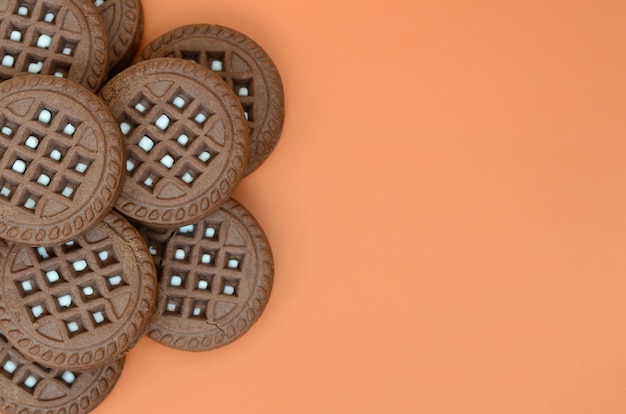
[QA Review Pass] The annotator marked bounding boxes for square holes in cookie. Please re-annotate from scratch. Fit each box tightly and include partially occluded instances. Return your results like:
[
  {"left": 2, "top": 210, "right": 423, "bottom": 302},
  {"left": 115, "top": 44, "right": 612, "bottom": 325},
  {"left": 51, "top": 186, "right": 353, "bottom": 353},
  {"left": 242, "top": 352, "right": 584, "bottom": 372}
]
[
  {"left": 90, "top": 308, "right": 109, "bottom": 326},
  {"left": 40, "top": 4, "right": 61, "bottom": 24},
  {"left": 44, "top": 268, "right": 62, "bottom": 285},
  {"left": 29, "top": 302, "right": 49, "bottom": 321},
  {"left": 198, "top": 249, "right": 216, "bottom": 266},
  {"left": 203, "top": 223, "right": 220, "bottom": 240},
  {"left": 20, "top": 372, "right": 40, "bottom": 394},
  {"left": 34, "top": 166, "right": 56, "bottom": 188},
  {"left": 19, "top": 191, "right": 41, "bottom": 212},
  {"left": 220, "top": 278, "right": 239, "bottom": 296},
  {"left": 169, "top": 90, "right": 192, "bottom": 110},
  {"left": 107, "top": 275, "right": 125, "bottom": 290},
  {"left": 163, "top": 296, "right": 183, "bottom": 316},
  {"left": 177, "top": 164, "right": 200, "bottom": 186},
  {"left": 195, "top": 273, "right": 214, "bottom": 292},
  {"left": 14, "top": 1, "right": 36, "bottom": 17},
  {"left": 207, "top": 51, "right": 226, "bottom": 72},
  {"left": 96, "top": 248, "right": 118, "bottom": 266},
  {"left": 225, "top": 253, "right": 244, "bottom": 271},
  {"left": 1, "top": 356, "right": 20, "bottom": 380},
  {"left": 192, "top": 109, "right": 213, "bottom": 127},
  {"left": 190, "top": 300, "right": 208, "bottom": 319},
  {"left": 69, "top": 155, "right": 92, "bottom": 175},
  {"left": 50, "top": 60, "right": 70, "bottom": 78},
  {"left": 17, "top": 275, "right": 40, "bottom": 296},
  {"left": 58, "top": 116, "right": 81, "bottom": 137},
  {"left": 57, "top": 38, "right": 77, "bottom": 57},
  {"left": 138, "top": 169, "right": 162, "bottom": 192},
  {"left": 233, "top": 78, "right": 253, "bottom": 97},
  {"left": 80, "top": 284, "right": 100, "bottom": 301},
  {"left": 118, "top": 117, "right": 137, "bottom": 136},
  {"left": 181, "top": 50, "right": 200, "bottom": 63},
  {"left": 55, "top": 177, "right": 80, "bottom": 200},
  {"left": 0, "top": 120, "right": 18, "bottom": 138},
  {"left": 64, "top": 317, "right": 86, "bottom": 338},
  {"left": 55, "top": 293, "right": 75, "bottom": 310},
  {"left": 132, "top": 94, "right": 154, "bottom": 115},
  {"left": 0, "top": 178, "right": 18, "bottom": 201},
  {"left": 172, "top": 245, "right": 191, "bottom": 262},
  {"left": 168, "top": 270, "right": 188, "bottom": 288}
]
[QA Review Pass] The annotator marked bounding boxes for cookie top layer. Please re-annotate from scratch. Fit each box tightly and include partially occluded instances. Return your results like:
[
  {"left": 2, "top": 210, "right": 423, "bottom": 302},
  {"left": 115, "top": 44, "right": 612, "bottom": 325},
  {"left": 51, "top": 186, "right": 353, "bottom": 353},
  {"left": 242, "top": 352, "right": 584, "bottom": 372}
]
[
  {"left": 94, "top": 0, "right": 144, "bottom": 76},
  {"left": 100, "top": 58, "right": 248, "bottom": 229},
  {"left": 0, "top": 330, "right": 124, "bottom": 414},
  {"left": 0, "top": 212, "right": 157, "bottom": 371},
  {"left": 136, "top": 24, "right": 284, "bottom": 175},
  {"left": 142, "top": 198, "right": 273, "bottom": 351},
  {"left": 0, "top": 0, "right": 109, "bottom": 92},
  {"left": 0, "top": 76, "right": 124, "bottom": 246}
]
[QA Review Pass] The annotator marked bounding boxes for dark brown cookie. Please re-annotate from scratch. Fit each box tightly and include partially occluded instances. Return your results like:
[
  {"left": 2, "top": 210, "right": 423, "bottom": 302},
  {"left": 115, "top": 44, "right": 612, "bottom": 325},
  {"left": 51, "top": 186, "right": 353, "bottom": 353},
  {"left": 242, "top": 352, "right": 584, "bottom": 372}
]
[
  {"left": 136, "top": 24, "right": 284, "bottom": 175},
  {"left": 0, "top": 330, "right": 124, "bottom": 413},
  {"left": 0, "top": 0, "right": 109, "bottom": 92},
  {"left": 99, "top": 57, "right": 249, "bottom": 229},
  {"left": 94, "top": 0, "right": 144, "bottom": 76},
  {"left": 0, "top": 211, "right": 157, "bottom": 371},
  {"left": 141, "top": 198, "right": 273, "bottom": 351},
  {"left": 0, "top": 76, "right": 125, "bottom": 246}
]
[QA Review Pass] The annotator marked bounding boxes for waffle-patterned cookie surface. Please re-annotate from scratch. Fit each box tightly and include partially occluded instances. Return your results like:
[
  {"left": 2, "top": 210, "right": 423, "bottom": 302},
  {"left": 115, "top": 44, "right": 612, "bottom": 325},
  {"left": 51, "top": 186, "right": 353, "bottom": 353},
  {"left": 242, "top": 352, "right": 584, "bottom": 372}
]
[
  {"left": 136, "top": 24, "right": 284, "bottom": 175},
  {"left": 141, "top": 198, "right": 273, "bottom": 351},
  {"left": 0, "top": 329, "right": 124, "bottom": 414},
  {"left": 0, "top": 0, "right": 109, "bottom": 92},
  {"left": 0, "top": 212, "right": 157, "bottom": 370},
  {"left": 0, "top": 76, "right": 124, "bottom": 246},
  {"left": 100, "top": 58, "right": 248, "bottom": 228}
]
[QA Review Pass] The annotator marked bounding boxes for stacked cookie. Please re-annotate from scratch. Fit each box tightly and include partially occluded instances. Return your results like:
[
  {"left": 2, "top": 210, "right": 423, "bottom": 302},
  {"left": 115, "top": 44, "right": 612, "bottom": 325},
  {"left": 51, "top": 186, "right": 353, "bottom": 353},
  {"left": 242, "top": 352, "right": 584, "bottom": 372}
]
[{"left": 0, "top": 1, "right": 283, "bottom": 412}]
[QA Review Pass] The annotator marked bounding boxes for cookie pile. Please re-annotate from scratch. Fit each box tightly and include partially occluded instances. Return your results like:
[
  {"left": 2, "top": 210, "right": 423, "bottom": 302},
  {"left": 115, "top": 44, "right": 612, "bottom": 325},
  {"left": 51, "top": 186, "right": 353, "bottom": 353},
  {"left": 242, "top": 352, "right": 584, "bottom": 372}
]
[{"left": 0, "top": 0, "right": 283, "bottom": 412}]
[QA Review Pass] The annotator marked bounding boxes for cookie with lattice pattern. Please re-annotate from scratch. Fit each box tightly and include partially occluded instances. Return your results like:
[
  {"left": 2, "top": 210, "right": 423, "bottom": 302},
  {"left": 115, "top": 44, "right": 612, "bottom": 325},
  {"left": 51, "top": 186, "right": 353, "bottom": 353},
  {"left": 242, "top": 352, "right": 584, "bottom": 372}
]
[
  {"left": 0, "top": 0, "right": 109, "bottom": 92},
  {"left": 0, "top": 329, "right": 124, "bottom": 414},
  {"left": 0, "top": 75, "right": 125, "bottom": 246},
  {"left": 0, "top": 211, "right": 157, "bottom": 371},
  {"left": 136, "top": 24, "right": 284, "bottom": 175},
  {"left": 140, "top": 198, "right": 273, "bottom": 351},
  {"left": 99, "top": 57, "right": 249, "bottom": 229},
  {"left": 93, "top": 0, "right": 144, "bottom": 76}
]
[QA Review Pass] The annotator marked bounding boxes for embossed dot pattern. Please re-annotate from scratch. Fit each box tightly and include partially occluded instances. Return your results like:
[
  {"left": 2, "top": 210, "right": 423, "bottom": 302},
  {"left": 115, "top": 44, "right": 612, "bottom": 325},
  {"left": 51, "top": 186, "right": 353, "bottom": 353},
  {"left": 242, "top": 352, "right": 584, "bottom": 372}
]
[
  {"left": 0, "top": 0, "right": 109, "bottom": 91},
  {"left": 0, "top": 330, "right": 124, "bottom": 413},
  {"left": 143, "top": 198, "right": 273, "bottom": 351}
]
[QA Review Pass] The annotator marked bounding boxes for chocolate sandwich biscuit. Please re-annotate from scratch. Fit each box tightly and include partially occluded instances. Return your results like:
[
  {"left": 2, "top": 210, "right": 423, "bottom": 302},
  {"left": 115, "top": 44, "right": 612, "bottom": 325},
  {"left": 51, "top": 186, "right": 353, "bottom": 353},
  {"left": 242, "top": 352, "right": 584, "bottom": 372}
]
[
  {"left": 142, "top": 198, "right": 273, "bottom": 351},
  {"left": 0, "top": 0, "right": 109, "bottom": 92},
  {"left": 0, "top": 76, "right": 125, "bottom": 246},
  {"left": 94, "top": 0, "right": 144, "bottom": 76},
  {"left": 0, "top": 329, "right": 124, "bottom": 414},
  {"left": 136, "top": 24, "right": 285, "bottom": 175},
  {"left": 99, "top": 57, "right": 249, "bottom": 229},
  {"left": 0, "top": 212, "right": 157, "bottom": 371}
]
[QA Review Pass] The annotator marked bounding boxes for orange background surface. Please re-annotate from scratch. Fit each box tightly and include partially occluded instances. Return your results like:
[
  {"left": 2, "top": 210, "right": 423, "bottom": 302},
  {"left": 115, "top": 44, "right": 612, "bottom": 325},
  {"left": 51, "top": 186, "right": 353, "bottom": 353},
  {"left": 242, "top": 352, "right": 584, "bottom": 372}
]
[{"left": 97, "top": 1, "right": 626, "bottom": 413}]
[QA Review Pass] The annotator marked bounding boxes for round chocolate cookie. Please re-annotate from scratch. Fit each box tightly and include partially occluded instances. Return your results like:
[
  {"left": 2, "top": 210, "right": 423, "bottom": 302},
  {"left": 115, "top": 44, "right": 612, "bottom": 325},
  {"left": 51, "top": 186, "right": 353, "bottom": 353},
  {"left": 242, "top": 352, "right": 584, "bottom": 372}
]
[
  {"left": 0, "top": 76, "right": 125, "bottom": 246},
  {"left": 0, "top": 211, "right": 157, "bottom": 371},
  {"left": 99, "top": 57, "right": 249, "bottom": 229},
  {"left": 0, "top": 0, "right": 109, "bottom": 92},
  {"left": 0, "top": 329, "right": 124, "bottom": 414},
  {"left": 141, "top": 198, "right": 273, "bottom": 351},
  {"left": 136, "top": 24, "right": 284, "bottom": 175},
  {"left": 93, "top": 0, "right": 144, "bottom": 76}
]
